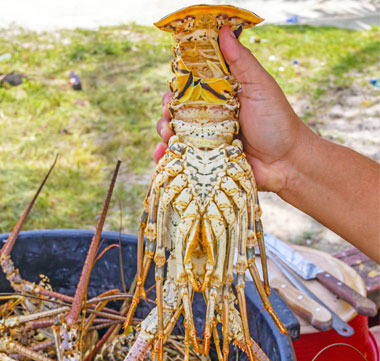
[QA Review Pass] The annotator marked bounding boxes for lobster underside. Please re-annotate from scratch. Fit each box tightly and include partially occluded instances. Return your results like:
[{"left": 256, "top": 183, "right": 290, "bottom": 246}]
[{"left": 124, "top": 5, "right": 286, "bottom": 361}]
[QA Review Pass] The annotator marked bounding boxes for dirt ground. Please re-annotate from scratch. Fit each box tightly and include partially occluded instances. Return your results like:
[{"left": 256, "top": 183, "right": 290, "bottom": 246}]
[{"left": 260, "top": 74, "right": 380, "bottom": 254}]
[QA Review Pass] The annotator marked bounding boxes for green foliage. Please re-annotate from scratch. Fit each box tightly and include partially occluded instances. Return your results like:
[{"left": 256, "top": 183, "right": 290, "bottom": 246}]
[
  {"left": 242, "top": 25, "right": 379, "bottom": 98},
  {"left": 0, "top": 24, "right": 378, "bottom": 234}
]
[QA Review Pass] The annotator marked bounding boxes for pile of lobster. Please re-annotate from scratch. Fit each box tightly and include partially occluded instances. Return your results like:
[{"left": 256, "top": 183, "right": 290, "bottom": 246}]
[
  {"left": 0, "top": 159, "right": 209, "bottom": 361},
  {"left": 0, "top": 5, "right": 286, "bottom": 361}
]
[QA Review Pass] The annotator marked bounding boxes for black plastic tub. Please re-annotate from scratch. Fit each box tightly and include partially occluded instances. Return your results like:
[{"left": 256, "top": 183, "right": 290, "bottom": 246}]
[{"left": 0, "top": 229, "right": 298, "bottom": 360}]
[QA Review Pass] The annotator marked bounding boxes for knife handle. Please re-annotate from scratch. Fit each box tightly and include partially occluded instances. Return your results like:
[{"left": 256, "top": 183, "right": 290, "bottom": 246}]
[
  {"left": 271, "top": 278, "right": 332, "bottom": 331},
  {"left": 316, "top": 271, "right": 378, "bottom": 316}
]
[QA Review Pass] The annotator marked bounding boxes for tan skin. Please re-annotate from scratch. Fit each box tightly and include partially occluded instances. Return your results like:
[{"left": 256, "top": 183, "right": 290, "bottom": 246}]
[{"left": 155, "top": 26, "right": 380, "bottom": 263}]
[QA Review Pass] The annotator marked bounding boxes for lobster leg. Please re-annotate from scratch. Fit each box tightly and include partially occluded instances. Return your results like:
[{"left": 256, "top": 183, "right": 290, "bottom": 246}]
[
  {"left": 125, "top": 143, "right": 185, "bottom": 332},
  {"left": 125, "top": 273, "right": 179, "bottom": 361},
  {"left": 235, "top": 200, "right": 257, "bottom": 360},
  {"left": 203, "top": 286, "right": 218, "bottom": 354},
  {"left": 155, "top": 174, "right": 188, "bottom": 360},
  {"left": 255, "top": 217, "right": 270, "bottom": 296},
  {"left": 236, "top": 195, "right": 271, "bottom": 361},
  {"left": 213, "top": 320, "right": 223, "bottom": 361},
  {"left": 228, "top": 141, "right": 271, "bottom": 297},
  {"left": 123, "top": 192, "right": 158, "bottom": 330},
  {"left": 154, "top": 199, "right": 167, "bottom": 361},
  {"left": 2, "top": 306, "right": 69, "bottom": 328},
  {"left": 184, "top": 319, "right": 190, "bottom": 361},
  {"left": 0, "top": 353, "right": 16, "bottom": 361},
  {"left": 175, "top": 200, "right": 201, "bottom": 353},
  {"left": 221, "top": 285, "right": 230, "bottom": 361},
  {"left": 126, "top": 173, "right": 187, "bottom": 361},
  {"left": 163, "top": 304, "right": 183, "bottom": 345},
  {"left": 220, "top": 173, "right": 270, "bottom": 360},
  {"left": 246, "top": 194, "right": 286, "bottom": 334},
  {"left": 221, "top": 223, "right": 238, "bottom": 361},
  {"left": 248, "top": 262, "right": 286, "bottom": 334},
  {"left": 222, "top": 222, "right": 269, "bottom": 361},
  {"left": 203, "top": 201, "right": 227, "bottom": 354},
  {"left": 136, "top": 211, "right": 148, "bottom": 298},
  {"left": 199, "top": 218, "right": 215, "bottom": 293},
  {"left": 250, "top": 178, "right": 270, "bottom": 296},
  {"left": 123, "top": 213, "right": 154, "bottom": 330},
  {"left": 214, "top": 189, "right": 236, "bottom": 361},
  {"left": 82, "top": 289, "right": 120, "bottom": 335},
  {"left": 125, "top": 171, "right": 166, "bottom": 330},
  {"left": 0, "top": 337, "right": 54, "bottom": 361},
  {"left": 227, "top": 148, "right": 284, "bottom": 333},
  {"left": 123, "top": 242, "right": 155, "bottom": 330},
  {"left": 182, "top": 218, "right": 202, "bottom": 291}
]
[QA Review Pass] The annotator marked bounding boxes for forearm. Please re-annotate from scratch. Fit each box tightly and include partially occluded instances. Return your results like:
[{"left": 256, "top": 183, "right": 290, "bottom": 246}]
[{"left": 279, "top": 123, "right": 380, "bottom": 263}]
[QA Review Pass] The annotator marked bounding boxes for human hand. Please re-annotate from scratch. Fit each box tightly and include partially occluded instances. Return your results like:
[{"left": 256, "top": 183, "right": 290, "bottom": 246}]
[
  {"left": 154, "top": 92, "right": 174, "bottom": 164},
  {"left": 155, "top": 26, "right": 379, "bottom": 261},
  {"left": 154, "top": 26, "right": 315, "bottom": 193}
]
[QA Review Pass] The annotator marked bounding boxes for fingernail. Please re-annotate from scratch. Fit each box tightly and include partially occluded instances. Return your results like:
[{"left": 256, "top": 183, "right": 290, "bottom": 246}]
[{"left": 228, "top": 27, "right": 236, "bottom": 39}]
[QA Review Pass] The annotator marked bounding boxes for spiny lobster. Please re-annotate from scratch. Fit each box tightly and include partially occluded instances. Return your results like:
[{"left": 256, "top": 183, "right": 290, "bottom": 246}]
[
  {"left": 0, "top": 157, "right": 205, "bottom": 361},
  {"left": 0, "top": 159, "right": 129, "bottom": 361},
  {"left": 124, "top": 5, "right": 286, "bottom": 361}
]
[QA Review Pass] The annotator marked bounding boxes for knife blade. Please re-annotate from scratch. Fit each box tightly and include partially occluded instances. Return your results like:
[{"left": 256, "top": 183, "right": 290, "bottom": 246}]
[
  {"left": 264, "top": 233, "right": 378, "bottom": 317},
  {"left": 250, "top": 263, "right": 332, "bottom": 331},
  {"left": 266, "top": 249, "right": 354, "bottom": 337}
]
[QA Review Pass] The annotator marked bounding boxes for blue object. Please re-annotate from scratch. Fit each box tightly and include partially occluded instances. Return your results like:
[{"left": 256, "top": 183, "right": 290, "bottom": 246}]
[
  {"left": 369, "top": 78, "right": 379, "bottom": 89},
  {"left": 293, "top": 60, "right": 299, "bottom": 65},
  {"left": 70, "top": 71, "right": 82, "bottom": 90},
  {"left": 286, "top": 15, "right": 299, "bottom": 24}
]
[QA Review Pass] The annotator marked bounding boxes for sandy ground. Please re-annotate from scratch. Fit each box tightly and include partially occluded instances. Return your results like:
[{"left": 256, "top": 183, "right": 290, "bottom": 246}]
[
  {"left": 260, "top": 76, "right": 380, "bottom": 254},
  {"left": 0, "top": 0, "right": 379, "bottom": 31}
]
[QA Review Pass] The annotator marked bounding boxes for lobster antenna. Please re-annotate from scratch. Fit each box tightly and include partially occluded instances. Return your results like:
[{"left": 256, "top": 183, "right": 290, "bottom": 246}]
[
  {"left": 1, "top": 154, "right": 59, "bottom": 257},
  {"left": 118, "top": 198, "right": 127, "bottom": 294},
  {"left": 67, "top": 160, "right": 121, "bottom": 325}
]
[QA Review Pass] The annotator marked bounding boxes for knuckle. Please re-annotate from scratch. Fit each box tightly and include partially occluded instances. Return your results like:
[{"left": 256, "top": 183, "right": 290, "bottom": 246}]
[
  {"left": 156, "top": 117, "right": 165, "bottom": 134},
  {"left": 162, "top": 91, "right": 172, "bottom": 105}
]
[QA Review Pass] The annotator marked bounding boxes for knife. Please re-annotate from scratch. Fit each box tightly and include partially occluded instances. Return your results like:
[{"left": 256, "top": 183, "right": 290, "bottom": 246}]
[
  {"left": 266, "top": 248, "right": 355, "bottom": 337},
  {"left": 264, "top": 233, "right": 378, "bottom": 317},
  {"left": 250, "top": 263, "right": 333, "bottom": 331}
]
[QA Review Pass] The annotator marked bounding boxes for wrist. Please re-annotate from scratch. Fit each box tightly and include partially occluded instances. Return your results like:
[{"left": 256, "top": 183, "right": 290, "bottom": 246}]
[{"left": 277, "top": 121, "right": 320, "bottom": 199}]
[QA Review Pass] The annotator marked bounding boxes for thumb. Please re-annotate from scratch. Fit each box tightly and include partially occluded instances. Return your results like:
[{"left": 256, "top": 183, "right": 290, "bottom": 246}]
[{"left": 219, "top": 26, "right": 269, "bottom": 85}]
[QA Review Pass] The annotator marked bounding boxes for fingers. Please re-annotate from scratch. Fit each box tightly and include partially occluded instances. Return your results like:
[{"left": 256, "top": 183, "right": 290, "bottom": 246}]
[
  {"left": 161, "top": 91, "right": 172, "bottom": 119},
  {"left": 156, "top": 116, "right": 173, "bottom": 143},
  {"left": 154, "top": 142, "right": 168, "bottom": 164},
  {"left": 219, "top": 26, "right": 270, "bottom": 85},
  {"left": 155, "top": 92, "right": 174, "bottom": 163},
  {"left": 157, "top": 92, "right": 174, "bottom": 143}
]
